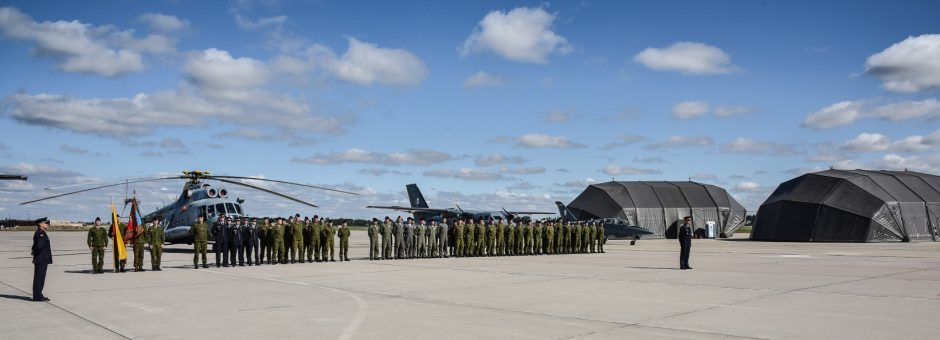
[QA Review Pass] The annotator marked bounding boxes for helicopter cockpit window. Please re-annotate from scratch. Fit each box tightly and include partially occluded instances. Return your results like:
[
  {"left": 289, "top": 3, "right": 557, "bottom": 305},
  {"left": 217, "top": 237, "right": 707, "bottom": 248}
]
[
  {"left": 206, "top": 205, "right": 216, "bottom": 216},
  {"left": 215, "top": 203, "right": 225, "bottom": 215},
  {"left": 225, "top": 203, "right": 237, "bottom": 215},
  {"left": 233, "top": 204, "right": 243, "bottom": 215}
]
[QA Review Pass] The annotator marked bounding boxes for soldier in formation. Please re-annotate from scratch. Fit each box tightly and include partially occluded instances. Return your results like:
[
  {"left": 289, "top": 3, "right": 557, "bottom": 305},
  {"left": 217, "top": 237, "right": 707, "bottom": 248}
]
[
  {"left": 147, "top": 218, "right": 164, "bottom": 271},
  {"left": 87, "top": 217, "right": 108, "bottom": 274},
  {"left": 191, "top": 215, "right": 209, "bottom": 269}
]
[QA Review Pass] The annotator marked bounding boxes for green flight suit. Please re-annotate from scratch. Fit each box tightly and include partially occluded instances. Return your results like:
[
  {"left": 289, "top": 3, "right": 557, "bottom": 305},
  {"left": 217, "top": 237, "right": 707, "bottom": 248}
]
[
  {"left": 597, "top": 224, "right": 606, "bottom": 253},
  {"left": 147, "top": 224, "right": 164, "bottom": 270},
  {"left": 474, "top": 224, "right": 486, "bottom": 256},
  {"left": 322, "top": 224, "right": 336, "bottom": 261},
  {"left": 192, "top": 222, "right": 209, "bottom": 267},
  {"left": 368, "top": 223, "right": 380, "bottom": 260},
  {"left": 87, "top": 225, "right": 108, "bottom": 273},
  {"left": 464, "top": 223, "right": 474, "bottom": 257},
  {"left": 338, "top": 225, "right": 350, "bottom": 261},
  {"left": 427, "top": 224, "right": 438, "bottom": 258},
  {"left": 290, "top": 221, "right": 304, "bottom": 263},
  {"left": 382, "top": 222, "right": 393, "bottom": 259},
  {"left": 533, "top": 225, "right": 543, "bottom": 255},
  {"left": 506, "top": 225, "right": 515, "bottom": 255},
  {"left": 416, "top": 224, "right": 427, "bottom": 258}
]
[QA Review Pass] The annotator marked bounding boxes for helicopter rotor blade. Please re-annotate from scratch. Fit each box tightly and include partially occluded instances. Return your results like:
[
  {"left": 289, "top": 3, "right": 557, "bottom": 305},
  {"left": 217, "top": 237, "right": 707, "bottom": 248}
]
[
  {"left": 213, "top": 178, "right": 319, "bottom": 209},
  {"left": 210, "top": 175, "right": 359, "bottom": 196},
  {"left": 19, "top": 176, "right": 183, "bottom": 205}
]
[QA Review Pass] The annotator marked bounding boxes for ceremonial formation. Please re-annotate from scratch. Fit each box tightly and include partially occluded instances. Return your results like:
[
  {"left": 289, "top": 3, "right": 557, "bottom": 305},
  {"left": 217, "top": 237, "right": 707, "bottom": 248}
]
[{"left": 363, "top": 217, "right": 606, "bottom": 260}]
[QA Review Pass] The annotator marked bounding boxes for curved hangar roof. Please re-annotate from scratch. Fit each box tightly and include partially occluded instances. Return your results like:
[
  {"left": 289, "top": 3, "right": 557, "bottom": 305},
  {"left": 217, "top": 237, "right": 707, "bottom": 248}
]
[
  {"left": 566, "top": 181, "right": 746, "bottom": 238},
  {"left": 752, "top": 169, "right": 940, "bottom": 242}
]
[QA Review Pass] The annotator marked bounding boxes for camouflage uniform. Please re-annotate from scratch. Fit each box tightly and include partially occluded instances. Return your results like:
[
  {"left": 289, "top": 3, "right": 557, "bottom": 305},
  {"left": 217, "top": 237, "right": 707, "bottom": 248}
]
[
  {"left": 368, "top": 222, "right": 380, "bottom": 260},
  {"left": 533, "top": 223, "right": 543, "bottom": 255},
  {"left": 506, "top": 224, "right": 515, "bottom": 256},
  {"left": 495, "top": 221, "right": 505, "bottom": 256},
  {"left": 131, "top": 226, "right": 146, "bottom": 271},
  {"left": 191, "top": 221, "right": 209, "bottom": 268},
  {"left": 147, "top": 223, "right": 164, "bottom": 270},
  {"left": 464, "top": 222, "right": 474, "bottom": 257},
  {"left": 473, "top": 223, "right": 484, "bottom": 256},
  {"left": 597, "top": 224, "right": 606, "bottom": 253},
  {"left": 273, "top": 221, "right": 286, "bottom": 264},
  {"left": 587, "top": 223, "right": 597, "bottom": 253},
  {"left": 486, "top": 222, "right": 497, "bottom": 256},
  {"left": 454, "top": 222, "right": 465, "bottom": 257},
  {"left": 311, "top": 220, "right": 322, "bottom": 262},
  {"left": 323, "top": 223, "right": 336, "bottom": 261},
  {"left": 290, "top": 219, "right": 304, "bottom": 263},
  {"left": 545, "top": 223, "right": 555, "bottom": 255},
  {"left": 438, "top": 221, "right": 449, "bottom": 258},
  {"left": 86, "top": 224, "right": 108, "bottom": 274},
  {"left": 338, "top": 224, "right": 350, "bottom": 261}
]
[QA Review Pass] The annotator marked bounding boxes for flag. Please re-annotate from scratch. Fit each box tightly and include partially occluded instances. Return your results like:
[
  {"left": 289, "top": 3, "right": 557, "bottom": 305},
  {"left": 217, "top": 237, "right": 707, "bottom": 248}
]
[
  {"left": 111, "top": 202, "right": 127, "bottom": 261},
  {"left": 125, "top": 196, "right": 142, "bottom": 243}
]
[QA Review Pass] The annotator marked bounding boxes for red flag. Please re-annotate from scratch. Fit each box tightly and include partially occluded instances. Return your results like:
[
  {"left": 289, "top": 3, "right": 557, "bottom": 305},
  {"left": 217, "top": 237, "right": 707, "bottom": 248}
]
[{"left": 125, "top": 197, "right": 142, "bottom": 243}]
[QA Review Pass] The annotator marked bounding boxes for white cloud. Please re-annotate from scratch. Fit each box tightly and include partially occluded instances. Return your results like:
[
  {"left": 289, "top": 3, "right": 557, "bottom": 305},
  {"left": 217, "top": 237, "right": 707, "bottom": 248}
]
[
  {"left": 868, "top": 99, "right": 940, "bottom": 122},
  {"left": 734, "top": 181, "right": 765, "bottom": 193},
  {"left": 601, "top": 165, "right": 662, "bottom": 176},
  {"left": 138, "top": 13, "right": 189, "bottom": 32},
  {"left": 422, "top": 168, "right": 511, "bottom": 181},
  {"left": 461, "top": 7, "right": 572, "bottom": 64},
  {"left": 633, "top": 41, "right": 737, "bottom": 75},
  {"left": 0, "top": 7, "right": 176, "bottom": 77},
  {"left": 840, "top": 129, "right": 940, "bottom": 153},
  {"left": 714, "top": 105, "right": 757, "bottom": 117},
  {"left": 874, "top": 153, "right": 940, "bottom": 173},
  {"left": 672, "top": 100, "right": 709, "bottom": 119},
  {"left": 646, "top": 136, "right": 714, "bottom": 149},
  {"left": 319, "top": 37, "right": 427, "bottom": 86},
  {"left": 600, "top": 134, "right": 646, "bottom": 150},
  {"left": 721, "top": 138, "right": 799, "bottom": 155},
  {"left": 865, "top": 34, "right": 940, "bottom": 93},
  {"left": 185, "top": 48, "right": 269, "bottom": 90},
  {"left": 557, "top": 177, "right": 598, "bottom": 188},
  {"left": 463, "top": 71, "right": 506, "bottom": 88},
  {"left": 474, "top": 153, "right": 527, "bottom": 166},
  {"left": 357, "top": 168, "right": 411, "bottom": 176},
  {"left": 498, "top": 166, "right": 546, "bottom": 175},
  {"left": 291, "top": 149, "right": 454, "bottom": 166},
  {"left": 233, "top": 13, "right": 287, "bottom": 31},
  {"left": 840, "top": 133, "right": 891, "bottom": 152},
  {"left": 515, "top": 133, "right": 586, "bottom": 149},
  {"left": 544, "top": 109, "right": 573, "bottom": 123},
  {"left": 802, "top": 100, "right": 863, "bottom": 129}
]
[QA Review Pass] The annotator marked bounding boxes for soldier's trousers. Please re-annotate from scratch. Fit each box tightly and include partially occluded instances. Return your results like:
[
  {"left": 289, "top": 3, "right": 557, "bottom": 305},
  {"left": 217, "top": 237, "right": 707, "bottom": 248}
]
[
  {"left": 230, "top": 246, "right": 243, "bottom": 265},
  {"left": 194, "top": 241, "right": 207, "bottom": 266},
  {"left": 306, "top": 242, "right": 315, "bottom": 261},
  {"left": 394, "top": 236, "right": 403, "bottom": 259},
  {"left": 274, "top": 242, "right": 286, "bottom": 263},
  {"left": 327, "top": 239, "right": 335, "bottom": 260},
  {"left": 291, "top": 239, "right": 303, "bottom": 262},
  {"left": 546, "top": 236, "right": 554, "bottom": 255},
  {"left": 534, "top": 238, "right": 542, "bottom": 255},
  {"left": 487, "top": 238, "right": 496, "bottom": 256},
  {"left": 259, "top": 242, "right": 267, "bottom": 263},
  {"left": 150, "top": 244, "right": 162, "bottom": 269},
  {"left": 439, "top": 237, "right": 447, "bottom": 257},
  {"left": 133, "top": 244, "right": 144, "bottom": 269},
  {"left": 599, "top": 237, "right": 605, "bottom": 252},
  {"left": 340, "top": 240, "right": 349, "bottom": 260},
  {"left": 266, "top": 242, "right": 275, "bottom": 264},
  {"left": 429, "top": 238, "right": 438, "bottom": 258},
  {"left": 369, "top": 238, "right": 379, "bottom": 260},
  {"left": 247, "top": 241, "right": 259, "bottom": 265},
  {"left": 417, "top": 239, "right": 426, "bottom": 258},
  {"left": 382, "top": 236, "right": 391, "bottom": 259},
  {"left": 214, "top": 243, "right": 228, "bottom": 266},
  {"left": 455, "top": 238, "right": 464, "bottom": 257},
  {"left": 91, "top": 246, "right": 104, "bottom": 272}
]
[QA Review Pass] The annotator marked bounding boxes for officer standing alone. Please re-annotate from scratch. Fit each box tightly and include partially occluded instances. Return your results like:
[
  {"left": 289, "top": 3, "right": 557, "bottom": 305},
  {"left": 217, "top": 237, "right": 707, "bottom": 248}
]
[
  {"left": 31, "top": 218, "right": 52, "bottom": 301},
  {"left": 678, "top": 216, "right": 693, "bottom": 270}
]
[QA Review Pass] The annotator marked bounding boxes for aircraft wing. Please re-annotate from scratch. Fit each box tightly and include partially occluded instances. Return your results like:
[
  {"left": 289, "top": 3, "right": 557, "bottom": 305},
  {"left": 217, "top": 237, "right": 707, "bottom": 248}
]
[
  {"left": 366, "top": 205, "right": 453, "bottom": 213},
  {"left": 505, "top": 210, "right": 555, "bottom": 215}
]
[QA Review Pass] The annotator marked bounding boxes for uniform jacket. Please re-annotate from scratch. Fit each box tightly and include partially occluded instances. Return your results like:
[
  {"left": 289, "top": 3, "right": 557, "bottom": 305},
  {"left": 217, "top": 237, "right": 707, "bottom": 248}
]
[
  {"left": 192, "top": 222, "right": 209, "bottom": 242},
  {"left": 32, "top": 228, "right": 53, "bottom": 265},
  {"left": 678, "top": 223, "right": 693, "bottom": 243}
]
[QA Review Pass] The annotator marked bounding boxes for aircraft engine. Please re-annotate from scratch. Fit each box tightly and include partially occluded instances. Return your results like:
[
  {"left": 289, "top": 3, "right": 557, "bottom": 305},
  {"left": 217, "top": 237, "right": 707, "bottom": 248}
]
[
  {"left": 207, "top": 188, "right": 217, "bottom": 198},
  {"left": 218, "top": 188, "right": 228, "bottom": 198}
]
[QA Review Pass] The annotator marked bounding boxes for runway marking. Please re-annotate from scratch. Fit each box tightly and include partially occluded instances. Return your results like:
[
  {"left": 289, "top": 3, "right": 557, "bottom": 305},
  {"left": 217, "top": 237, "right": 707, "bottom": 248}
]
[
  {"left": 121, "top": 301, "right": 163, "bottom": 313},
  {"left": 199, "top": 269, "right": 368, "bottom": 340}
]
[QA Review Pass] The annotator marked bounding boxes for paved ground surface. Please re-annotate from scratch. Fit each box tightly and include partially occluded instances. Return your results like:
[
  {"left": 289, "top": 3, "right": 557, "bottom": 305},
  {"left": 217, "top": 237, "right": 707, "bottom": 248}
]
[{"left": 1, "top": 231, "right": 939, "bottom": 340}]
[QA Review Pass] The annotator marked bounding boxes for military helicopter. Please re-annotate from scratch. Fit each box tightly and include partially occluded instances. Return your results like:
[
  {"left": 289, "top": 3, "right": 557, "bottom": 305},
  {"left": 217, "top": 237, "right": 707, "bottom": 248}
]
[
  {"left": 367, "top": 183, "right": 554, "bottom": 222},
  {"left": 20, "top": 170, "right": 356, "bottom": 244}
]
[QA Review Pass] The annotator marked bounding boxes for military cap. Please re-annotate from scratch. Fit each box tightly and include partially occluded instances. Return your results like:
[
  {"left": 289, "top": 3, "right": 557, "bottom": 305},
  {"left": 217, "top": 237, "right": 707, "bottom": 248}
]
[{"left": 35, "top": 217, "right": 49, "bottom": 225}]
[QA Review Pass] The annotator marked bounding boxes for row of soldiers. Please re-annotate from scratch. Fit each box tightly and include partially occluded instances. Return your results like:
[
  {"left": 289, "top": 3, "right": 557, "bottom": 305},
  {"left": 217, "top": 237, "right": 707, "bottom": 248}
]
[
  {"left": 364, "top": 217, "right": 606, "bottom": 260},
  {"left": 189, "top": 214, "right": 352, "bottom": 269},
  {"left": 86, "top": 216, "right": 165, "bottom": 274}
]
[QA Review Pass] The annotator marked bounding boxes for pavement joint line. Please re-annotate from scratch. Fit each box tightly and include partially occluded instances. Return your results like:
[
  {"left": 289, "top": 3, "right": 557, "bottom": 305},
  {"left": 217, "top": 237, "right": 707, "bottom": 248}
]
[
  {"left": 0, "top": 279, "right": 131, "bottom": 340},
  {"left": 198, "top": 269, "right": 368, "bottom": 340}
]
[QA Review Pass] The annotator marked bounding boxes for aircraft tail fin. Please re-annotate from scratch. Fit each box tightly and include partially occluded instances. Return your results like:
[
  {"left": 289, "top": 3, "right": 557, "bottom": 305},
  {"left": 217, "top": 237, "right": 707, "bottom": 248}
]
[
  {"left": 555, "top": 201, "right": 577, "bottom": 221},
  {"left": 406, "top": 184, "right": 429, "bottom": 208}
]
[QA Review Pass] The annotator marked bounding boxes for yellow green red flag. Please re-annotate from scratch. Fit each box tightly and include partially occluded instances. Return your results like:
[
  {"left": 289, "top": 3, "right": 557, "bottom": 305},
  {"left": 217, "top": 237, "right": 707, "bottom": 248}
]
[{"left": 111, "top": 202, "right": 127, "bottom": 261}]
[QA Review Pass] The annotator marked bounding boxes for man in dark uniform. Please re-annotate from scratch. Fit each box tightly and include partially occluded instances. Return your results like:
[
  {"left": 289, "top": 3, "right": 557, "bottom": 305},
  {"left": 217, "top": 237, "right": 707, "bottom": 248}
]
[
  {"left": 246, "top": 218, "right": 260, "bottom": 266},
  {"left": 212, "top": 214, "right": 229, "bottom": 267},
  {"left": 31, "top": 218, "right": 52, "bottom": 301},
  {"left": 678, "top": 216, "right": 693, "bottom": 270},
  {"left": 230, "top": 218, "right": 244, "bottom": 266}
]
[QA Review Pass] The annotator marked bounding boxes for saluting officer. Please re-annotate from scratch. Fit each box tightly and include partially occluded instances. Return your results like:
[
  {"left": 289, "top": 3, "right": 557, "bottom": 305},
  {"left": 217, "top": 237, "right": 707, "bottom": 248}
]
[{"left": 87, "top": 217, "right": 108, "bottom": 274}]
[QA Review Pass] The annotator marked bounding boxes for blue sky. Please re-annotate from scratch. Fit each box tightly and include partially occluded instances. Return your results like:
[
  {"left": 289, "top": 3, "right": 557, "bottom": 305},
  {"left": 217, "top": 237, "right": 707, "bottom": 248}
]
[{"left": 1, "top": 0, "right": 939, "bottom": 221}]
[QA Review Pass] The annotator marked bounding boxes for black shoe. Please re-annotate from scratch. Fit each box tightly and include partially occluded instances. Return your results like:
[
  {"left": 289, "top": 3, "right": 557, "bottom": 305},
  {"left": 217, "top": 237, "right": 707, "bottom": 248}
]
[
  {"left": 33, "top": 297, "right": 50, "bottom": 302},
  {"left": 195, "top": 265, "right": 199, "bottom": 269},
  {"left": 345, "top": 259, "right": 350, "bottom": 262},
  {"left": 686, "top": 267, "right": 693, "bottom": 269}
]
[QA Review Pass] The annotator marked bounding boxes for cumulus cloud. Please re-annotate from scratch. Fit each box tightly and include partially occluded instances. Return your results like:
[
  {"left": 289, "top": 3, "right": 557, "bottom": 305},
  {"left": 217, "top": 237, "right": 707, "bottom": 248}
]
[
  {"left": 672, "top": 101, "right": 709, "bottom": 119},
  {"left": 646, "top": 136, "right": 714, "bottom": 149},
  {"left": 233, "top": 14, "right": 288, "bottom": 31},
  {"left": 600, "top": 134, "right": 646, "bottom": 150},
  {"left": 185, "top": 48, "right": 269, "bottom": 90},
  {"left": 557, "top": 177, "right": 598, "bottom": 188},
  {"left": 840, "top": 129, "right": 940, "bottom": 153},
  {"left": 291, "top": 148, "right": 454, "bottom": 166},
  {"left": 138, "top": 13, "right": 189, "bottom": 32},
  {"left": 601, "top": 165, "right": 662, "bottom": 176},
  {"left": 734, "top": 181, "right": 766, "bottom": 193},
  {"left": 463, "top": 71, "right": 506, "bottom": 88},
  {"left": 720, "top": 138, "right": 799, "bottom": 155},
  {"left": 514, "top": 133, "right": 586, "bottom": 149},
  {"left": 865, "top": 34, "right": 940, "bottom": 93},
  {"left": 422, "top": 168, "right": 511, "bottom": 181},
  {"left": 315, "top": 37, "right": 427, "bottom": 86},
  {"left": 803, "top": 99, "right": 940, "bottom": 129},
  {"left": 873, "top": 153, "right": 940, "bottom": 173},
  {"left": 357, "top": 168, "right": 412, "bottom": 176},
  {"left": 474, "top": 153, "right": 527, "bottom": 166},
  {"left": 461, "top": 7, "right": 572, "bottom": 63},
  {"left": 0, "top": 6, "right": 176, "bottom": 77},
  {"left": 802, "top": 100, "right": 864, "bottom": 129},
  {"left": 840, "top": 133, "right": 891, "bottom": 152},
  {"left": 498, "top": 166, "right": 546, "bottom": 175},
  {"left": 633, "top": 41, "right": 737, "bottom": 75}
]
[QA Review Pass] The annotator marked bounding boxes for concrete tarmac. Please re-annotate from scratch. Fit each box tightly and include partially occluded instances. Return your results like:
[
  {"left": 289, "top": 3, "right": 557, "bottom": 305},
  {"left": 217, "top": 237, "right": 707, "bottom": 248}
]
[{"left": 1, "top": 231, "right": 939, "bottom": 340}]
